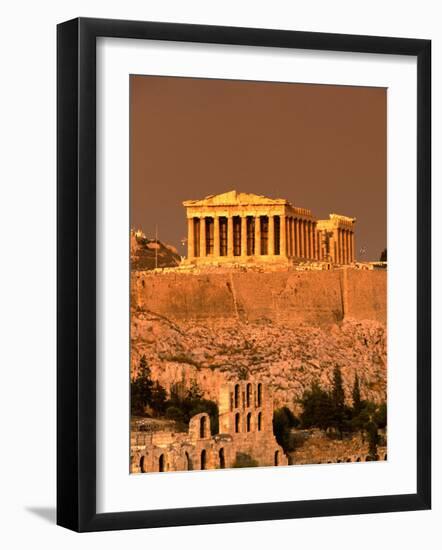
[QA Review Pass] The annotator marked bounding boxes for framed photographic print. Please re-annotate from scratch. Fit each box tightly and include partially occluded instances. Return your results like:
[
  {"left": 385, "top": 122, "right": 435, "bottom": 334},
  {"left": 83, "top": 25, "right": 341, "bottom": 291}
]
[{"left": 57, "top": 17, "right": 431, "bottom": 532}]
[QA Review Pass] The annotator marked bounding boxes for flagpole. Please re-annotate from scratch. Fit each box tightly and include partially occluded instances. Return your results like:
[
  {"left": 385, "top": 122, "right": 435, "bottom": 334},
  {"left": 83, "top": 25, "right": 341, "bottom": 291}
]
[{"left": 155, "top": 224, "right": 158, "bottom": 269}]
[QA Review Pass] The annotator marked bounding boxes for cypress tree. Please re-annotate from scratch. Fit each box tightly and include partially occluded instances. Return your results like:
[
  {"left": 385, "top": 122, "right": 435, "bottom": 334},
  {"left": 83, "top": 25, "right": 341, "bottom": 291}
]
[
  {"left": 352, "top": 373, "right": 362, "bottom": 415},
  {"left": 130, "top": 354, "right": 154, "bottom": 415},
  {"left": 331, "top": 366, "right": 346, "bottom": 437}
]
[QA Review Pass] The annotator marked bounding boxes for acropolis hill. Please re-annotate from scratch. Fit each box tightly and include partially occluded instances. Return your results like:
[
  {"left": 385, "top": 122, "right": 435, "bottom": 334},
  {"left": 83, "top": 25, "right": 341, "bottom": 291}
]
[{"left": 131, "top": 190, "right": 386, "bottom": 421}]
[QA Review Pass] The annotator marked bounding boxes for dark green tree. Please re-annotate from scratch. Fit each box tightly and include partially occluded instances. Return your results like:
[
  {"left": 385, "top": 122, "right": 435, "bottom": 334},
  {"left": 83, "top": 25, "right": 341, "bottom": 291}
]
[
  {"left": 149, "top": 381, "right": 168, "bottom": 416},
  {"left": 130, "top": 355, "right": 154, "bottom": 415},
  {"left": 332, "top": 366, "right": 345, "bottom": 410},
  {"left": 165, "top": 382, "right": 219, "bottom": 435},
  {"left": 367, "top": 420, "right": 379, "bottom": 460},
  {"left": 273, "top": 407, "right": 300, "bottom": 453},
  {"left": 165, "top": 406, "right": 184, "bottom": 421},
  {"left": 331, "top": 366, "right": 347, "bottom": 437},
  {"left": 374, "top": 402, "right": 387, "bottom": 430},
  {"left": 233, "top": 453, "right": 258, "bottom": 468},
  {"left": 299, "top": 382, "right": 334, "bottom": 430},
  {"left": 352, "top": 373, "right": 362, "bottom": 415},
  {"left": 187, "top": 379, "right": 204, "bottom": 401}
]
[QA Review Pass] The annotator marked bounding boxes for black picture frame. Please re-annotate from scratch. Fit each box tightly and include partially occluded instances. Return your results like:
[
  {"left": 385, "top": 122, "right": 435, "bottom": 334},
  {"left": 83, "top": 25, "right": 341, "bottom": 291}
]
[{"left": 57, "top": 17, "right": 431, "bottom": 532}]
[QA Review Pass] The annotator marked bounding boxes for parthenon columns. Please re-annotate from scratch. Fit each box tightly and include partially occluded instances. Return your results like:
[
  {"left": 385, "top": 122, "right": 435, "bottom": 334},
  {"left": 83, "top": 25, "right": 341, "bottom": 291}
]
[
  {"left": 254, "top": 216, "right": 261, "bottom": 255},
  {"left": 187, "top": 218, "right": 195, "bottom": 259},
  {"left": 277, "top": 217, "right": 319, "bottom": 260},
  {"left": 339, "top": 229, "right": 344, "bottom": 264},
  {"left": 186, "top": 212, "right": 354, "bottom": 264},
  {"left": 280, "top": 215, "right": 287, "bottom": 257},
  {"left": 227, "top": 216, "right": 234, "bottom": 257},
  {"left": 330, "top": 227, "right": 355, "bottom": 265},
  {"left": 241, "top": 216, "right": 247, "bottom": 257},
  {"left": 351, "top": 232, "right": 355, "bottom": 263},
  {"left": 290, "top": 217, "right": 296, "bottom": 256},
  {"left": 200, "top": 217, "right": 206, "bottom": 258},
  {"left": 268, "top": 215, "right": 275, "bottom": 256},
  {"left": 213, "top": 215, "right": 220, "bottom": 257},
  {"left": 183, "top": 192, "right": 356, "bottom": 266},
  {"left": 295, "top": 219, "right": 301, "bottom": 257}
]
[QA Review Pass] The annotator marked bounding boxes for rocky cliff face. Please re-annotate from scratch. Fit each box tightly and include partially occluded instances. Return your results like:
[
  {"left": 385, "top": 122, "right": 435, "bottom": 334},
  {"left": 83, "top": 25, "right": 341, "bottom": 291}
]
[{"left": 131, "top": 306, "right": 387, "bottom": 411}]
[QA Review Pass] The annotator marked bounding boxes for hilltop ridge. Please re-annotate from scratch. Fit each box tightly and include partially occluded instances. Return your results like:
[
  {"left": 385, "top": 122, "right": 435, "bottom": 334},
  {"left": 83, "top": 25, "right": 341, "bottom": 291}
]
[{"left": 131, "top": 228, "right": 181, "bottom": 270}]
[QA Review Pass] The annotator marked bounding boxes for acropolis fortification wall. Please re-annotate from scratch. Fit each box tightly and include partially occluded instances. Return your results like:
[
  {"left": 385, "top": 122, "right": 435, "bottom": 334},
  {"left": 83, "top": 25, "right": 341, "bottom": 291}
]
[{"left": 131, "top": 269, "right": 386, "bottom": 326}]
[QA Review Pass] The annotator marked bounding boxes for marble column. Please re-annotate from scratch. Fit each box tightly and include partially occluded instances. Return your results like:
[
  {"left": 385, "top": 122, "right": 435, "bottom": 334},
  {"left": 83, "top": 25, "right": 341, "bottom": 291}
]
[
  {"left": 213, "top": 216, "right": 220, "bottom": 258},
  {"left": 351, "top": 232, "right": 355, "bottom": 263},
  {"left": 308, "top": 221, "right": 312, "bottom": 259},
  {"left": 305, "top": 220, "right": 310, "bottom": 260},
  {"left": 305, "top": 221, "right": 309, "bottom": 259},
  {"left": 200, "top": 217, "right": 206, "bottom": 258},
  {"left": 268, "top": 215, "right": 275, "bottom": 255},
  {"left": 254, "top": 216, "right": 261, "bottom": 256},
  {"left": 227, "top": 216, "right": 234, "bottom": 257},
  {"left": 286, "top": 218, "right": 291, "bottom": 256},
  {"left": 341, "top": 229, "right": 345, "bottom": 264},
  {"left": 348, "top": 229, "right": 353, "bottom": 264},
  {"left": 339, "top": 229, "right": 344, "bottom": 264},
  {"left": 291, "top": 218, "right": 296, "bottom": 256},
  {"left": 296, "top": 219, "right": 301, "bottom": 257},
  {"left": 241, "top": 216, "right": 247, "bottom": 257},
  {"left": 342, "top": 229, "right": 346, "bottom": 264},
  {"left": 299, "top": 220, "right": 304, "bottom": 258},
  {"left": 336, "top": 229, "right": 340, "bottom": 264},
  {"left": 280, "top": 215, "right": 287, "bottom": 257},
  {"left": 311, "top": 223, "right": 316, "bottom": 259},
  {"left": 285, "top": 218, "right": 290, "bottom": 256},
  {"left": 187, "top": 217, "right": 194, "bottom": 259},
  {"left": 304, "top": 221, "right": 308, "bottom": 258}
]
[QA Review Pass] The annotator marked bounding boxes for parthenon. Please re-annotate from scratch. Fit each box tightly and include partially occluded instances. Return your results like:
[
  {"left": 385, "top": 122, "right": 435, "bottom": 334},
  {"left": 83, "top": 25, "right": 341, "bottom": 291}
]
[{"left": 183, "top": 190, "right": 356, "bottom": 266}]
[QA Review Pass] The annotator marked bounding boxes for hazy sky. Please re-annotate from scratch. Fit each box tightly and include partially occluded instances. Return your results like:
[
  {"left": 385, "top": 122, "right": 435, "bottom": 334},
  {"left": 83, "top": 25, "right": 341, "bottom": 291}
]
[{"left": 131, "top": 75, "right": 386, "bottom": 261}]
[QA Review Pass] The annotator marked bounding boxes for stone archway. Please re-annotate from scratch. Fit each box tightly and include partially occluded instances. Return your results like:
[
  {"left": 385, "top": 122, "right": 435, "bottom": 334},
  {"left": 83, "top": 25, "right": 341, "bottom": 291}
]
[
  {"left": 201, "top": 449, "right": 207, "bottom": 470},
  {"left": 219, "top": 448, "right": 225, "bottom": 469},
  {"left": 235, "top": 412, "right": 240, "bottom": 433},
  {"left": 200, "top": 416, "right": 207, "bottom": 439}
]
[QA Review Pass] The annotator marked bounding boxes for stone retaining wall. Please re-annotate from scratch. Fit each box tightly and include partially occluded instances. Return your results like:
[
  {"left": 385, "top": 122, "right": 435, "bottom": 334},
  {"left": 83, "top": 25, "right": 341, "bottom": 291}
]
[{"left": 131, "top": 268, "right": 386, "bottom": 327}]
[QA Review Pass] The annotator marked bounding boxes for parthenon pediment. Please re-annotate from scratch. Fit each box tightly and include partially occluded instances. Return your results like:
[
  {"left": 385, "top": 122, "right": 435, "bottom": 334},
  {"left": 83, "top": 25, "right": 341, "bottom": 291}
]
[{"left": 183, "top": 190, "right": 286, "bottom": 208}]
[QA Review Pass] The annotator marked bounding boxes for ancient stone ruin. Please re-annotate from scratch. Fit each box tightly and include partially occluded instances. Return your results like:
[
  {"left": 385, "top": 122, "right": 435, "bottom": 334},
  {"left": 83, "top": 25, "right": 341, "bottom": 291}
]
[{"left": 131, "top": 381, "right": 287, "bottom": 473}]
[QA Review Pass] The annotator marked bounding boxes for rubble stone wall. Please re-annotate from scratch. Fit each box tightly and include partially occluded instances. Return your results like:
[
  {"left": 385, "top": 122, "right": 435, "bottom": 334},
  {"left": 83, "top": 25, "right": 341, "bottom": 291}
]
[{"left": 289, "top": 429, "right": 387, "bottom": 465}]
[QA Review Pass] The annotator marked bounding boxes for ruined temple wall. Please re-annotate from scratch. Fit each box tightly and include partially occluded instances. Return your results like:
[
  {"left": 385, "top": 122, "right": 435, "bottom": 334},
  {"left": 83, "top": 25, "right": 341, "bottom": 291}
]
[{"left": 132, "top": 269, "right": 386, "bottom": 326}]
